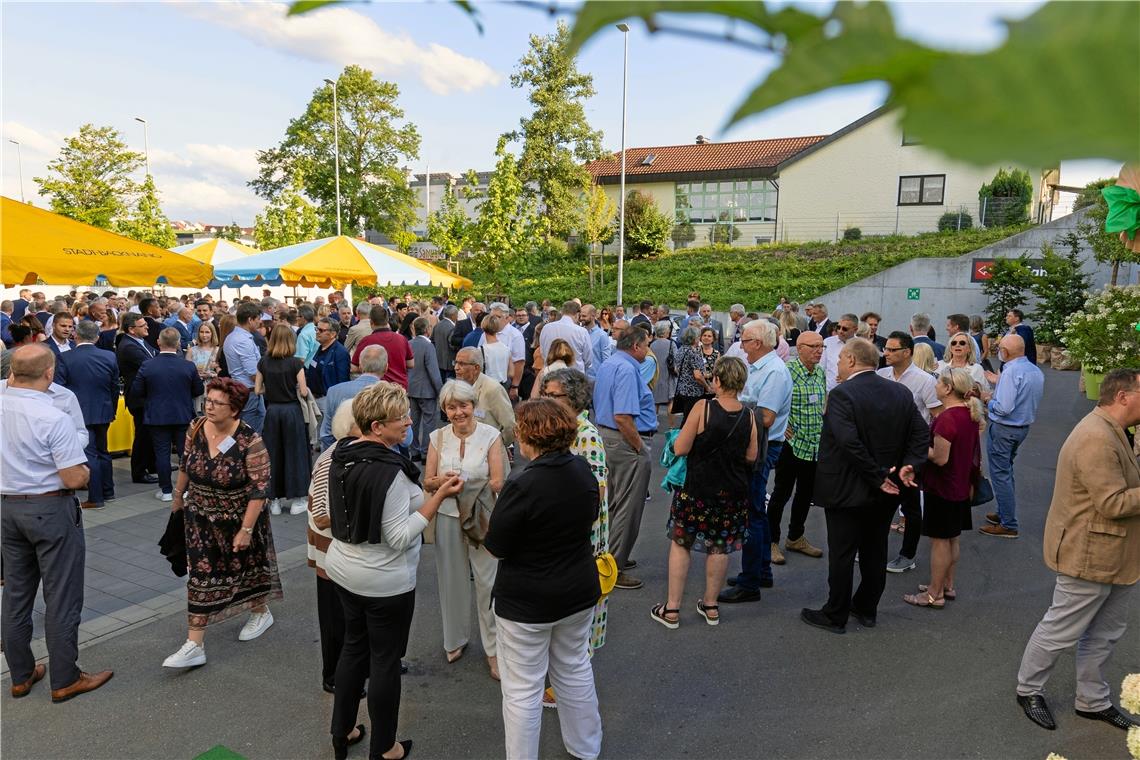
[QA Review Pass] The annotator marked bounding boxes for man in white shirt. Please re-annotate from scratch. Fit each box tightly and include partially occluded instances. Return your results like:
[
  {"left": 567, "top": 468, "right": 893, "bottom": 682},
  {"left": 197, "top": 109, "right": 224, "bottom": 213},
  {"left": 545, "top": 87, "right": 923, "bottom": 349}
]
[
  {"left": 821, "top": 313, "right": 858, "bottom": 391},
  {"left": 538, "top": 300, "right": 592, "bottom": 376},
  {"left": 479, "top": 302, "right": 526, "bottom": 400}
]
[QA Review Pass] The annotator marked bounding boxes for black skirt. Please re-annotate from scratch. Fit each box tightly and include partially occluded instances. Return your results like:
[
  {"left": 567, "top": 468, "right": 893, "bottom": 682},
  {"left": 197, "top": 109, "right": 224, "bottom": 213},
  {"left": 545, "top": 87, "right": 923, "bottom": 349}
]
[
  {"left": 262, "top": 402, "right": 312, "bottom": 499},
  {"left": 921, "top": 491, "right": 971, "bottom": 539}
]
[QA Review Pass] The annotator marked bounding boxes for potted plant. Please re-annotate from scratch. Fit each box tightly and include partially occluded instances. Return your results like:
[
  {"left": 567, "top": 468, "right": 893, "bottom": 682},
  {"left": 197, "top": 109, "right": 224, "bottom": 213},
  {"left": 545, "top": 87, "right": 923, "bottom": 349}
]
[{"left": 1062, "top": 285, "right": 1140, "bottom": 400}]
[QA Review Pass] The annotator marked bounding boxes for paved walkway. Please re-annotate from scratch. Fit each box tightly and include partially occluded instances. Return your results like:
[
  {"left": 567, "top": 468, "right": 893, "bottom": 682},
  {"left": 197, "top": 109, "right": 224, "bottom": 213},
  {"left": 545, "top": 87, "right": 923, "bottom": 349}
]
[{"left": 2, "top": 368, "right": 1137, "bottom": 760}]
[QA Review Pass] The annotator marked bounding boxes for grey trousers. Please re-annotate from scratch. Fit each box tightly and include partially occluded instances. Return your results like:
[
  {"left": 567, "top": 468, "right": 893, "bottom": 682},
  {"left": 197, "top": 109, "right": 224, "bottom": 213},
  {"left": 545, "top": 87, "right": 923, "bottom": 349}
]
[
  {"left": 410, "top": 396, "right": 438, "bottom": 458},
  {"left": 1016, "top": 574, "right": 1135, "bottom": 711},
  {"left": 600, "top": 427, "right": 652, "bottom": 570},
  {"left": 1, "top": 494, "right": 86, "bottom": 689}
]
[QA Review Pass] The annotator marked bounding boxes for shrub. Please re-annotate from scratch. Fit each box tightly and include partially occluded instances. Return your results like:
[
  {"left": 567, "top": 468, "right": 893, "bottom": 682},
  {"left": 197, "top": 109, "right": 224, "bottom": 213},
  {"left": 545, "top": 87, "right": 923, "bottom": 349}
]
[
  {"left": 671, "top": 219, "right": 697, "bottom": 248},
  {"left": 842, "top": 226, "right": 862, "bottom": 240},
  {"left": 622, "top": 190, "right": 673, "bottom": 258},
  {"left": 981, "top": 256, "right": 1034, "bottom": 336},
  {"left": 1073, "top": 178, "right": 1115, "bottom": 211},
  {"left": 938, "top": 210, "right": 974, "bottom": 231},
  {"left": 1031, "top": 233, "right": 1092, "bottom": 346},
  {"left": 1062, "top": 285, "right": 1140, "bottom": 374},
  {"left": 979, "top": 167, "right": 1032, "bottom": 227},
  {"left": 708, "top": 221, "right": 742, "bottom": 245}
]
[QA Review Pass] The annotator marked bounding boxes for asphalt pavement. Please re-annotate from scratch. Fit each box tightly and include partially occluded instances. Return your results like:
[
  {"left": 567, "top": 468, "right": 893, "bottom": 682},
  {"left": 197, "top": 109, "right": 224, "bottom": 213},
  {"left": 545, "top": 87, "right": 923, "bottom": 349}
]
[{"left": 2, "top": 366, "right": 1136, "bottom": 760}]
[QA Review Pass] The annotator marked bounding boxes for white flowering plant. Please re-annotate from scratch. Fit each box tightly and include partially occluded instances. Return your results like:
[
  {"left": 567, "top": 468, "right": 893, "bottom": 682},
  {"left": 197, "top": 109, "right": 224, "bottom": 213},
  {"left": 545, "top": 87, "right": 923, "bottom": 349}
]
[
  {"left": 1123, "top": 674, "right": 1140, "bottom": 759},
  {"left": 1062, "top": 285, "right": 1140, "bottom": 374}
]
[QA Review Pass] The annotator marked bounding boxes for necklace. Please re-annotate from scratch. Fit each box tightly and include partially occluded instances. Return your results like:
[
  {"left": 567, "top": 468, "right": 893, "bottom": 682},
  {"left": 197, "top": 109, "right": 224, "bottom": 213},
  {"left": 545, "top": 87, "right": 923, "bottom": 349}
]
[{"left": 206, "top": 420, "right": 238, "bottom": 442}]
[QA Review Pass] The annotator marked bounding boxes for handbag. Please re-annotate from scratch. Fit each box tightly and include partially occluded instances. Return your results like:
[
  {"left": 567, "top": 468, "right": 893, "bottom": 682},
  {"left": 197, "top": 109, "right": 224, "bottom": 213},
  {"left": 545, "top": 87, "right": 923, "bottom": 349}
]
[
  {"left": 969, "top": 474, "right": 994, "bottom": 506},
  {"left": 596, "top": 552, "right": 618, "bottom": 597}
]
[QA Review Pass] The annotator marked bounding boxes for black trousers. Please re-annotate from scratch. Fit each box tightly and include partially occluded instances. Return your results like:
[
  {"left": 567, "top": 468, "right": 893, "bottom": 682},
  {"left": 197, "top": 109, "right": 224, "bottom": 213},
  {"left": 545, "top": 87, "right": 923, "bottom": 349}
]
[
  {"left": 149, "top": 424, "right": 188, "bottom": 495},
  {"left": 767, "top": 446, "right": 816, "bottom": 544},
  {"left": 821, "top": 502, "right": 896, "bottom": 625},
  {"left": 317, "top": 575, "right": 346, "bottom": 687},
  {"left": 129, "top": 407, "right": 156, "bottom": 482},
  {"left": 898, "top": 486, "right": 922, "bottom": 560},
  {"left": 330, "top": 586, "right": 415, "bottom": 757}
]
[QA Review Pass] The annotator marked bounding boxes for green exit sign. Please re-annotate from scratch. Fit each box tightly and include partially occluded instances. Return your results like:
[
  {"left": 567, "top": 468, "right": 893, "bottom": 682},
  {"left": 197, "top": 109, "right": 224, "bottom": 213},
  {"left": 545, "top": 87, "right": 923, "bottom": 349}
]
[{"left": 907, "top": 288, "right": 921, "bottom": 300}]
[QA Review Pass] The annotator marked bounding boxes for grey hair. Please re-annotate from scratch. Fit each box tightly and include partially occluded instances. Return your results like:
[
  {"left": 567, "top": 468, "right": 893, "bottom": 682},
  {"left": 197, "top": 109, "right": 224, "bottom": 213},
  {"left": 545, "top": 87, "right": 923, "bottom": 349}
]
[
  {"left": 74, "top": 320, "right": 100, "bottom": 343},
  {"left": 489, "top": 301, "right": 510, "bottom": 314},
  {"left": 442, "top": 304, "right": 459, "bottom": 320},
  {"left": 331, "top": 400, "right": 359, "bottom": 440},
  {"left": 524, "top": 301, "right": 538, "bottom": 312},
  {"left": 261, "top": 297, "right": 278, "bottom": 309},
  {"left": 542, "top": 367, "right": 591, "bottom": 413},
  {"left": 439, "top": 379, "right": 478, "bottom": 410},
  {"left": 358, "top": 345, "right": 389, "bottom": 375},
  {"left": 616, "top": 327, "right": 648, "bottom": 351},
  {"left": 840, "top": 313, "right": 859, "bottom": 326},
  {"left": 456, "top": 346, "right": 484, "bottom": 370},
  {"left": 356, "top": 301, "right": 372, "bottom": 317},
  {"left": 158, "top": 327, "right": 181, "bottom": 350},
  {"left": 653, "top": 320, "right": 673, "bottom": 338},
  {"left": 911, "top": 312, "right": 931, "bottom": 333},
  {"left": 729, "top": 303, "right": 746, "bottom": 318},
  {"left": 744, "top": 318, "right": 778, "bottom": 348},
  {"left": 679, "top": 326, "right": 700, "bottom": 347}
]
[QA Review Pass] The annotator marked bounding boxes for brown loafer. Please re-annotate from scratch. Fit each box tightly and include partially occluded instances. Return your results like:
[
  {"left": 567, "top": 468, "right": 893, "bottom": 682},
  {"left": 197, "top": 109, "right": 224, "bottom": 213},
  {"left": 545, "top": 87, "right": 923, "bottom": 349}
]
[
  {"left": 979, "top": 524, "right": 1019, "bottom": 539},
  {"left": 50, "top": 670, "right": 114, "bottom": 703},
  {"left": 11, "top": 664, "right": 46, "bottom": 698}
]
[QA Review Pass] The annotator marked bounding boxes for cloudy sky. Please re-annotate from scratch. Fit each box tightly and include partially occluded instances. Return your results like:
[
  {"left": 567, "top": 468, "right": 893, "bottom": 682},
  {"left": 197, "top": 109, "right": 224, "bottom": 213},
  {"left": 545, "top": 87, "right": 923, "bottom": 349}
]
[{"left": 1, "top": 1, "right": 1120, "bottom": 225}]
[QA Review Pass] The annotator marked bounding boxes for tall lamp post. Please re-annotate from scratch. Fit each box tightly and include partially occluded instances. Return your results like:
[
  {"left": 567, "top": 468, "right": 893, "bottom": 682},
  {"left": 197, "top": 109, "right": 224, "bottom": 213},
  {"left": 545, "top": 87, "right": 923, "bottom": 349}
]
[
  {"left": 324, "top": 77, "right": 343, "bottom": 236},
  {"left": 616, "top": 23, "right": 630, "bottom": 308},
  {"left": 134, "top": 116, "right": 150, "bottom": 176},
  {"left": 8, "top": 139, "right": 25, "bottom": 202}
]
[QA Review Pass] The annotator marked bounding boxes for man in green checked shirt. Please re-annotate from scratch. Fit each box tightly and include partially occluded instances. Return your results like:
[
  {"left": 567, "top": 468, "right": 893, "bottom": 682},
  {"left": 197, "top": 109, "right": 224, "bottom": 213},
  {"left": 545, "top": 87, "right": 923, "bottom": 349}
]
[{"left": 767, "top": 331, "right": 827, "bottom": 562}]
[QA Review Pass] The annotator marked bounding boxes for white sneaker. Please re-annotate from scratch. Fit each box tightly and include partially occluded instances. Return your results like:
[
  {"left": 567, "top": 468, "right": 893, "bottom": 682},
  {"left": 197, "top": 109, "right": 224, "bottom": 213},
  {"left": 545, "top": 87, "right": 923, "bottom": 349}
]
[
  {"left": 163, "top": 639, "right": 206, "bottom": 668},
  {"left": 268, "top": 499, "right": 282, "bottom": 515},
  {"left": 238, "top": 609, "right": 274, "bottom": 641},
  {"left": 289, "top": 498, "right": 308, "bottom": 515},
  {"left": 155, "top": 490, "right": 173, "bottom": 502}
]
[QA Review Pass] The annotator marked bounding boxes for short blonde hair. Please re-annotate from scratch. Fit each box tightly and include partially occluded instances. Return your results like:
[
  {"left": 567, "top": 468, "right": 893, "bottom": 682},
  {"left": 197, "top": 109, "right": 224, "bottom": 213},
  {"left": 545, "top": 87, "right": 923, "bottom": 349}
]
[
  {"left": 352, "top": 381, "right": 409, "bottom": 433},
  {"left": 912, "top": 342, "right": 937, "bottom": 373},
  {"left": 439, "top": 379, "right": 478, "bottom": 411},
  {"left": 712, "top": 356, "right": 748, "bottom": 393},
  {"left": 331, "top": 400, "right": 360, "bottom": 440}
]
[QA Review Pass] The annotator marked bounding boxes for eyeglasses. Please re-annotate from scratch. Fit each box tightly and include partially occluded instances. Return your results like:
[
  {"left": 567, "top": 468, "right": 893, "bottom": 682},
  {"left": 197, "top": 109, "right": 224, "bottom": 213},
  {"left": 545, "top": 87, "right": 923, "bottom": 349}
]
[
  {"left": 541, "top": 391, "right": 568, "bottom": 399},
  {"left": 455, "top": 361, "right": 479, "bottom": 367},
  {"left": 204, "top": 398, "right": 231, "bottom": 407}
]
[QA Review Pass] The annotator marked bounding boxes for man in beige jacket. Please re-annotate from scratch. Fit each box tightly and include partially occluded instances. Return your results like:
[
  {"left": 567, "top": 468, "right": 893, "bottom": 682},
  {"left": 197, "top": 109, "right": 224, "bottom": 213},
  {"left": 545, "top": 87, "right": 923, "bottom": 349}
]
[
  {"left": 454, "top": 347, "right": 515, "bottom": 446},
  {"left": 1015, "top": 368, "right": 1140, "bottom": 732}
]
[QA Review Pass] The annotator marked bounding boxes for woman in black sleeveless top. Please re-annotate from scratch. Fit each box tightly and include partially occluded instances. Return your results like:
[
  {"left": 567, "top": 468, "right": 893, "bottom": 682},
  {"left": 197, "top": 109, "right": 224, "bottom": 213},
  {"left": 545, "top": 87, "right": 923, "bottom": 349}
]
[{"left": 652, "top": 356, "right": 758, "bottom": 629}]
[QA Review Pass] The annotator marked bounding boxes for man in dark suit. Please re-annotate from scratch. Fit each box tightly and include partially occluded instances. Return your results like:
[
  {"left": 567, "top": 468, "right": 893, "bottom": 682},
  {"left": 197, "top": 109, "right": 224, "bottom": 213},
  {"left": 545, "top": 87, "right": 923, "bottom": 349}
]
[
  {"left": 132, "top": 328, "right": 203, "bottom": 500},
  {"left": 514, "top": 304, "right": 539, "bottom": 399},
  {"left": 117, "top": 312, "right": 158, "bottom": 484},
  {"left": 1004, "top": 308, "right": 1038, "bottom": 366},
  {"left": 450, "top": 301, "right": 485, "bottom": 351},
  {"left": 138, "top": 297, "right": 163, "bottom": 349},
  {"left": 808, "top": 303, "right": 833, "bottom": 336},
  {"left": 432, "top": 304, "right": 457, "bottom": 383},
  {"left": 44, "top": 313, "right": 76, "bottom": 360},
  {"left": 801, "top": 337, "right": 928, "bottom": 634},
  {"left": 56, "top": 321, "right": 120, "bottom": 508},
  {"left": 12, "top": 288, "right": 31, "bottom": 321},
  {"left": 407, "top": 317, "right": 442, "bottom": 461}
]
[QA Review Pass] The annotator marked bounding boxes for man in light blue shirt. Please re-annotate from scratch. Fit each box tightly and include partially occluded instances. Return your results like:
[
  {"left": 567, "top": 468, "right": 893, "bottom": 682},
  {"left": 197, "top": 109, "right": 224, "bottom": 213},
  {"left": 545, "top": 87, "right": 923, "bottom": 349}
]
[
  {"left": 294, "top": 304, "right": 319, "bottom": 366},
  {"left": 224, "top": 303, "right": 266, "bottom": 433},
  {"left": 582, "top": 305, "right": 611, "bottom": 381},
  {"left": 593, "top": 329, "right": 657, "bottom": 589},
  {"left": 723, "top": 319, "right": 792, "bottom": 603},
  {"left": 980, "top": 334, "right": 1044, "bottom": 538},
  {"left": 320, "top": 345, "right": 388, "bottom": 450}
]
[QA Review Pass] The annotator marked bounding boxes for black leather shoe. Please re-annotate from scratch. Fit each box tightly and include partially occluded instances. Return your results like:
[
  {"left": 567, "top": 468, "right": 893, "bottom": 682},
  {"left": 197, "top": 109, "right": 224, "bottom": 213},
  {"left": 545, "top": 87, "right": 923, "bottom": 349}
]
[
  {"left": 1016, "top": 694, "right": 1056, "bottom": 730},
  {"left": 1075, "top": 705, "right": 1138, "bottom": 730},
  {"left": 851, "top": 611, "right": 877, "bottom": 628},
  {"left": 726, "top": 576, "right": 773, "bottom": 589},
  {"left": 717, "top": 586, "right": 761, "bottom": 604},
  {"left": 800, "top": 608, "right": 845, "bottom": 634},
  {"left": 134, "top": 475, "right": 159, "bottom": 484}
]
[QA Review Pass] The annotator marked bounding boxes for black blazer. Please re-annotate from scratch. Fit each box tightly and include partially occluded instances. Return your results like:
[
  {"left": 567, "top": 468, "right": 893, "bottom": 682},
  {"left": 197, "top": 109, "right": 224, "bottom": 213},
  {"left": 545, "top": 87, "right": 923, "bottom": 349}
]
[
  {"left": 813, "top": 371, "right": 929, "bottom": 510},
  {"left": 450, "top": 317, "right": 475, "bottom": 351},
  {"left": 483, "top": 451, "right": 600, "bottom": 624},
  {"left": 55, "top": 344, "right": 120, "bottom": 426},
  {"left": 132, "top": 353, "right": 204, "bottom": 426},
  {"left": 117, "top": 336, "right": 155, "bottom": 413}
]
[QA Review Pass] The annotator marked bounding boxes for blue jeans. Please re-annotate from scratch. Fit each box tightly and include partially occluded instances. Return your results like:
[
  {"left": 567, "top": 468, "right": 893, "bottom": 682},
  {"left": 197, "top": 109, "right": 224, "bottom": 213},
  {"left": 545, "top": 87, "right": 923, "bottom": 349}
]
[
  {"left": 150, "top": 424, "right": 187, "bottom": 495},
  {"left": 240, "top": 393, "right": 265, "bottom": 434},
  {"left": 736, "top": 439, "right": 782, "bottom": 590},
  {"left": 988, "top": 421, "right": 1028, "bottom": 530}
]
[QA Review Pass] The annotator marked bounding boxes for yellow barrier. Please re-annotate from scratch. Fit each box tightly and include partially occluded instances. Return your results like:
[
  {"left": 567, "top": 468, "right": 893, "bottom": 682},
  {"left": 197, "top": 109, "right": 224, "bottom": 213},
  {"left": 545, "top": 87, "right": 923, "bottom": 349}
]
[{"left": 108, "top": 396, "right": 135, "bottom": 454}]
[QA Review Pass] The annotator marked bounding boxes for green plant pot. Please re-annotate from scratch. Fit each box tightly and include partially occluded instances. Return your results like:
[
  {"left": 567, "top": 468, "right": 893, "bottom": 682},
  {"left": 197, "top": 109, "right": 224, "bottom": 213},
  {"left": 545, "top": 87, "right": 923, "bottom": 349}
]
[{"left": 1083, "top": 367, "right": 1104, "bottom": 401}]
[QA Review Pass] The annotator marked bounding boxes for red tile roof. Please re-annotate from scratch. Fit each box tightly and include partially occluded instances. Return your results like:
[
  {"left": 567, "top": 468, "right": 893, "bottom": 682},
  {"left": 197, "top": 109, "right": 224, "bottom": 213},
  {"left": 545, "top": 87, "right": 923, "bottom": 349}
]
[{"left": 585, "top": 134, "right": 829, "bottom": 180}]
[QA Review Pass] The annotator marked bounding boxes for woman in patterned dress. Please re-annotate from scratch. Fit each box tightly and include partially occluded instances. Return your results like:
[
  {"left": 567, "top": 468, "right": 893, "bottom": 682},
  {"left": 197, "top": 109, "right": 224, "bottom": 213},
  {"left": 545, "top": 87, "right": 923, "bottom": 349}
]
[{"left": 162, "top": 377, "right": 283, "bottom": 668}]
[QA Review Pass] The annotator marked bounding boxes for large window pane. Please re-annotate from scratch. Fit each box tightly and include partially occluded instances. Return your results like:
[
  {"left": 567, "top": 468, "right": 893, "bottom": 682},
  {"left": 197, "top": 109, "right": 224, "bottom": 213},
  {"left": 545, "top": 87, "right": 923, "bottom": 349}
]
[
  {"left": 735, "top": 181, "right": 749, "bottom": 191},
  {"left": 922, "top": 176, "right": 945, "bottom": 203},
  {"left": 899, "top": 177, "right": 922, "bottom": 204},
  {"left": 718, "top": 181, "right": 733, "bottom": 192}
]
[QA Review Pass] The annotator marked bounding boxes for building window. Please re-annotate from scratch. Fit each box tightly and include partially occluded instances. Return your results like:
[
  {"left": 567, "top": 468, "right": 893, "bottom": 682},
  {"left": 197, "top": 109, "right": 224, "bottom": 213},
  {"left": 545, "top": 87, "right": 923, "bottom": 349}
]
[
  {"left": 676, "top": 179, "right": 777, "bottom": 224},
  {"left": 898, "top": 174, "right": 945, "bottom": 206}
]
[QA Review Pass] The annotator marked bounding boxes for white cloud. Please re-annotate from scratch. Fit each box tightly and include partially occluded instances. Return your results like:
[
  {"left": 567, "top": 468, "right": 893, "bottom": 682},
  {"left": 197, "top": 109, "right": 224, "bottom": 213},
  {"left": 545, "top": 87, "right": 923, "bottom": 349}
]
[
  {"left": 159, "top": 178, "right": 262, "bottom": 224},
  {"left": 1, "top": 121, "right": 66, "bottom": 157},
  {"left": 172, "top": 1, "right": 502, "bottom": 95}
]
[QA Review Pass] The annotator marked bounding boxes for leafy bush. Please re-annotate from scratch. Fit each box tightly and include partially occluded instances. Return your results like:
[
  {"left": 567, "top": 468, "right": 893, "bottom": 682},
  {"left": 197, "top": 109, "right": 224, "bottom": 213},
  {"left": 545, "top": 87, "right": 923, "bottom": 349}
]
[
  {"left": 938, "top": 210, "right": 974, "bottom": 232},
  {"left": 981, "top": 256, "right": 1034, "bottom": 336},
  {"left": 708, "top": 221, "right": 742, "bottom": 245},
  {"left": 979, "top": 167, "right": 1032, "bottom": 227},
  {"left": 1062, "top": 285, "right": 1140, "bottom": 374},
  {"left": 622, "top": 190, "right": 673, "bottom": 258},
  {"left": 842, "top": 226, "right": 862, "bottom": 241},
  {"left": 671, "top": 219, "right": 697, "bottom": 248},
  {"left": 1031, "top": 233, "right": 1092, "bottom": 346},
  {"left": 1073, "top": 178, "right": 1115, "bottom": 211}
]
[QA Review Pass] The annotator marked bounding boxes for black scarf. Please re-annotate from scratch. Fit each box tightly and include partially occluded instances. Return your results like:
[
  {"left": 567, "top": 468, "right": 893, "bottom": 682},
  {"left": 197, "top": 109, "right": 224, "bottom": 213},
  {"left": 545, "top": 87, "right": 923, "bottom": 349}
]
[{"left": 328, "top": 437, "right": 421, "bottom": 545}]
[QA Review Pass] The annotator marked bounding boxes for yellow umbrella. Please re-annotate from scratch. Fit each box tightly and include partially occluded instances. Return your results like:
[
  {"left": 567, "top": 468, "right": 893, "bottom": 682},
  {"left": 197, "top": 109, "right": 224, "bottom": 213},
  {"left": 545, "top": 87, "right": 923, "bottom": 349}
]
[
  {"left": 211, "top": 235, "right": 472, "bottom": 290},
  {"left": 171, "top": 237, "right": 258, "bottom": 265},
  {"left": 1, "top": 197, "right": 214, "bottom": 287}
]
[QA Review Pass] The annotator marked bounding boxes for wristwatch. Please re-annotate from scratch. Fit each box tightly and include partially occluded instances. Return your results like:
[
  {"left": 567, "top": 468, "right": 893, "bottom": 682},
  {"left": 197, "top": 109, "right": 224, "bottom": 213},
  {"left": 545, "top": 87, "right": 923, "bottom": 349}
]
[{"left": 241, "top": 526, "right": 254, "bottom": 535}]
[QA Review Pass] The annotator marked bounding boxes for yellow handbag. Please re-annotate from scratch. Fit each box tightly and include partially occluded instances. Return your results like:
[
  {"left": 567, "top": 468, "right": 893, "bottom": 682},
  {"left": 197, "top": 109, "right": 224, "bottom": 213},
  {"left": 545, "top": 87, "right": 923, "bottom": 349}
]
[{"left": 596, "top": 552, "right": 619, "bottom": 598}]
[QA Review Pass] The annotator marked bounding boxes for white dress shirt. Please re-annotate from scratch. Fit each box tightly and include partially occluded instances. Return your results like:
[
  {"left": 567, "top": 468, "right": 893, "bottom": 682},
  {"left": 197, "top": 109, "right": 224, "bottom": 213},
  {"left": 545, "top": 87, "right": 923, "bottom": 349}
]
[
  {"left": 1, "top": 385, "right": 88, "bottom": 493},
  {"left": 822, "top": 335, "right": 845, "bottom": 392},
  {"left": 538, "top": 316, "right": 592, "bottom": 375}
]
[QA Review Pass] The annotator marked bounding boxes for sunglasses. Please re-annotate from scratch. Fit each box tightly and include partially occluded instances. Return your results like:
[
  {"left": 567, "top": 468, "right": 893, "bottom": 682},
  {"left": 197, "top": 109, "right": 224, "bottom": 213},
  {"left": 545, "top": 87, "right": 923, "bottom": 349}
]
[{"left": 949, "top": 341, "right": 969, "bottom": 346}]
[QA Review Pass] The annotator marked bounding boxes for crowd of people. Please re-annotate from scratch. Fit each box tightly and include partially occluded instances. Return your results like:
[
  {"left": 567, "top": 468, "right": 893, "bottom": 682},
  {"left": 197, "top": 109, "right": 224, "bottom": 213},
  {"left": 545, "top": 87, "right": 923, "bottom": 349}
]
[{"left": 2, "top": 284, "right": 1137, "bottom": 753}]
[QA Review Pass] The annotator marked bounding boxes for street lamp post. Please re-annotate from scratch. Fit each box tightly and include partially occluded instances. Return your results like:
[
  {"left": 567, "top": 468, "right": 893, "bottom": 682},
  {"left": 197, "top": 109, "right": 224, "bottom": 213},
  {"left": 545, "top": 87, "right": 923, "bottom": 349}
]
[
  {"left": 324, "top": 77, "right": 343, "bottom": 236},
  {"left": 616, "top": 23, "right": 630, "bottom": 309},
  {"left": 134, "top": 117, "right": 149, "bottom": 176},
  {"left": 8, "top": 139, "right": 24, "bottom": 202}
]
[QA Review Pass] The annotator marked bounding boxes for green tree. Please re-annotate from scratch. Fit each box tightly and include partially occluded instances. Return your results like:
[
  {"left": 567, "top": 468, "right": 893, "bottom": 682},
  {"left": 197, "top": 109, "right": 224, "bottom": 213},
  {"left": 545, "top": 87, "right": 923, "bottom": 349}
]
[
  {"left": 465, "top": 137, "right": 537, "bottom": 289},
  {"left": 254, "top": 172, "right": 320, "bottom": 250},
  {"left": 214, "top": 223, "right": 242, "bottom": 242},
  {"left": 1030, "top": 233, "right": 1092, "bottom": 346},
  {"left": 510, "top": 20, "right": 606, "bottom": 239},
  {"left": 622, "top": 190, "right": 673, "bottom": 258},
  {"left": 251, "top": 65, "right": 420, "bottom": 241},
  {"left": 34, "top": 124, "right": 143, "bottom": 229},
  {"left": 579, "top": 183, "right": 616, "bottom": 255},
  {"left": 115, "top": 174, "right": 175, "bottom": 248},
  {"left": 671, "top": 217, "right": 697, "bottom": 248},
  {"left": 709, "top": 219, "right": 742, "bottom": 245},
  {"left": 981, "top": 256, "right": 1034, "bottom": 336},
  {"left": 426, "top": 184, "right": 470, "bottom": 260},
  {"left": 1073, "top": 177, "right": 1115, "bottom": 211},
  {"left": 978, "top": 167, "right": 1032, "bottom": 227}
]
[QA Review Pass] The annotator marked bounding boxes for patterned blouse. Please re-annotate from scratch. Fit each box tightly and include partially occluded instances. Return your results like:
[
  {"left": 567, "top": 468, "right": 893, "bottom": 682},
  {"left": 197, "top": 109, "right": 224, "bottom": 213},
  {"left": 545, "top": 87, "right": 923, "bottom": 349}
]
[
  {"left": 574, "top": 410, "right": 609, "bottom": 651},
  {"left": 675, "top": 345, "right": 720, "bottom": 397}
]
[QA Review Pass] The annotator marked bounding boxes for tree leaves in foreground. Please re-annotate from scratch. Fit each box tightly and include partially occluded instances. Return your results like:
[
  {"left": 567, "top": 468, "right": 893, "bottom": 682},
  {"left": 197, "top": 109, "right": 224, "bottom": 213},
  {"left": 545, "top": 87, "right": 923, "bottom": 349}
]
[
  {"left": 116, "top": 174, "right": 175, "bottom": 248},
  {"left": 34, "top": 123, "right": 144, "bottom": 229},
  {"left": 568, "top": 1, "right": 1138, "bottom": 167},
  {"left": 250, "top": 65, "right": 420, "bottom": 245}
]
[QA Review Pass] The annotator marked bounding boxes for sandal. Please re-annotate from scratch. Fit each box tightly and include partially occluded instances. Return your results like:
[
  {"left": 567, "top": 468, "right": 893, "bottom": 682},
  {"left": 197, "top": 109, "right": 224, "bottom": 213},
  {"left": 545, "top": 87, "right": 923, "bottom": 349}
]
[
  {"left": 903, "top": 592, "right": 945, "bottom": 609},
  {"left": 542, "top": 687, "right": 557, "bottom": 709},
  {"left": 445, "top": 644, "right": 466, "bottom": 664},
  {"left": 696, "top": 599, "right": 720, "bottom": 626},
  {"left": 650, "top": 603, "right": 680, "bottom": 629},
  {"left": 918, "top": 584, "right": 956, "bottom": 601}
]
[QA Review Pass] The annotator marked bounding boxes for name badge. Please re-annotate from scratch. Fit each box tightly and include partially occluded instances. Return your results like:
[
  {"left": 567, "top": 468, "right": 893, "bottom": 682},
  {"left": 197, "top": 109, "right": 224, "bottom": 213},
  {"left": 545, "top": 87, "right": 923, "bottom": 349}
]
[
  {"left": 217, "top": 436, "right": 236, "bottom": 454},
  {"left": 474, "top": 410, "right": 487, "bottom": 419},
  {"left": 808, "top": 394, "right": 820, "bottom": 404}
]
